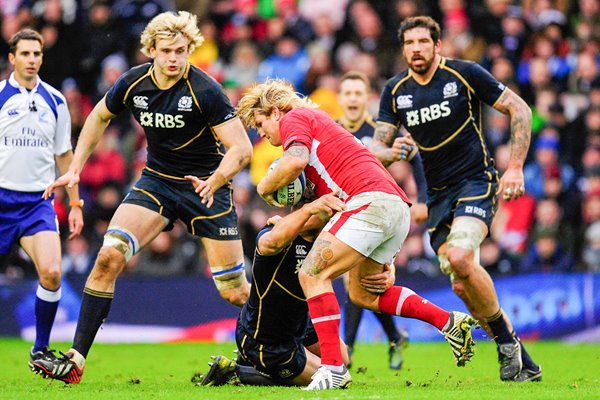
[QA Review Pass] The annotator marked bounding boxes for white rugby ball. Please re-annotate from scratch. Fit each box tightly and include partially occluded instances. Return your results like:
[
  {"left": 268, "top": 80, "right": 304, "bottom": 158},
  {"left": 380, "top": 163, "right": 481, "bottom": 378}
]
[{"left": 267, "top": 159, "right": 307, "bottom": 206}]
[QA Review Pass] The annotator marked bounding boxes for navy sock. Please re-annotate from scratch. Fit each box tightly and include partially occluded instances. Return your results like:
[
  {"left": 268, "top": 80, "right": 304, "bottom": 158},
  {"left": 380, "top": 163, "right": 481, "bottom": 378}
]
[
  {"left": 237, "top": 365, "right": 278, "bottom": 386},
  {"left": 343, "top": 295, "right": 364, "bottom": 349},
  {"left": 373, "top": 312, "right": 400, "bottom": 343},
  {"left": 486, "top": 309, "right": 514, "bottom": 345},
  {"left": 73, "top": 288, "right": 113, "bottom": 358},
  {"left": 33, "top": 284, "right": 61, "bottom": 352},
  {"left": 512, "top": 331, "right": 539, "bottom": 370}
]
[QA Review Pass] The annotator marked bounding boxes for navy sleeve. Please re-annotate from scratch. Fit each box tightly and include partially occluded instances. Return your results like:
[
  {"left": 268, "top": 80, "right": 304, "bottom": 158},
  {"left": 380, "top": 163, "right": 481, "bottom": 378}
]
[
  {"left": 104, "top": 75, "right": 129, "bottom": 115},
  {"left": 465, "top": 62, "right": 506, "bottom": 107},
  {"left": 198, "top": 82, "right": 237, "bottom": 127},
  {"left": 377, "top": 81, "right": 400, "bottom": 127},
  {"left": 410, "top": 153, "right": 428, "bottom": 203}
]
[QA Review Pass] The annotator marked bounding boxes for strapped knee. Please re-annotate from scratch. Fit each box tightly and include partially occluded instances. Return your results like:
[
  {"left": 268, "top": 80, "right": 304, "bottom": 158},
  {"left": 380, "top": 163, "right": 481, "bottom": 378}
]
[
  {"left": 102, "top": 226, "right": 140, "bottom": 262},
  {"left": 441, "top": 219, "right": 485, "bottom": 275},
  {"left": 211, "top": 262, "right": 246, "bottom": 291}
]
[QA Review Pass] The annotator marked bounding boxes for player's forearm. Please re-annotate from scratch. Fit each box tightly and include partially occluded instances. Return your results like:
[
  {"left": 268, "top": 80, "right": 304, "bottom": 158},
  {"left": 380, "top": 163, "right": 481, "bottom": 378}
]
[
  {"left": 409, "top": 153, "right": 428, "bottom": 203},
  {"left": 257, "top": 148, "right": 306, "bottom": 196},
  {"left": 71, "top": 109, "right": 111, "bottom": 173},
  {"left": 507, "top": 106, "right": 531, "bottom": 169},
  {"left": 209, "top": 143, "right": 252, "bottom": 190},
  {"left": 258, "top": 207, "right": 312, "bottom": 255},
  {"left": 494, "top": 89, "right": 532, "bottom": 169},
  {"left": 371, "top": 123, "right": 399, "bottom": 166},
  {"left": 56, "top": 151, "right": 81, "bottom": 201}
]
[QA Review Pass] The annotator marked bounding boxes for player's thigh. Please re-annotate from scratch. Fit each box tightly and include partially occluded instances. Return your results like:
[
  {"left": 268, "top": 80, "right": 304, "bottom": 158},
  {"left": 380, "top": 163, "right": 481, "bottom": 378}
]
[
  {"left": 108, "top": 203, "right": 168, "bottom": 249},
  {"left": 20, "top": 231, "right": 61, "bottom": 274},
  {"left": 201, "top": 237, "right": 243, "bottom": 266},
  {"left": 302, "top": 230, "right": 367, "bottom": 281}
]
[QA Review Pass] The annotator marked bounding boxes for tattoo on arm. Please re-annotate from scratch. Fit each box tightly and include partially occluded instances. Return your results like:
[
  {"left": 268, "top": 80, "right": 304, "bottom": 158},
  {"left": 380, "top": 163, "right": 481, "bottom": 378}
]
[
  {"left": 283, "top": 144, "right": 309, "bottom": 161},
  {"left": 493, "top": 89, "right": 531, "bottom": 165},
  {"left": 373, "top": 124, "right": 398, "bottom": 148},
  {"left": 302, "top": 238, "right": 334, "bottom": 276}
]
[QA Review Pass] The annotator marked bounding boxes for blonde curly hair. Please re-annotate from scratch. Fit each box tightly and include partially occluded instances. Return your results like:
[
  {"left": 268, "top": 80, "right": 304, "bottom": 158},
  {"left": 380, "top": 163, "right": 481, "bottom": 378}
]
[
  {"left": 237, "top": 79, "right": 318, "bottom": 128},
  {"left": 140, "top": 11, "right": 204, "bottom": 57}
]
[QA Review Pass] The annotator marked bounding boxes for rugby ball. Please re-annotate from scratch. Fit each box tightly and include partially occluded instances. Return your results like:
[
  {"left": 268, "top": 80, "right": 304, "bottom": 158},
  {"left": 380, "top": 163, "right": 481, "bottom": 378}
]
[{"left": 267, "top": 159, "right": 306, "bottom": 206}]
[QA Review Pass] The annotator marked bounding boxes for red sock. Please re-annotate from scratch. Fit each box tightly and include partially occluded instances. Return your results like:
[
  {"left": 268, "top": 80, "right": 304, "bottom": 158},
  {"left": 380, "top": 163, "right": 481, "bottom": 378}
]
[
  {"left": 307, "top": 292, "right": 343, "bottom": 367},
  {"left": 378, "top": 286, "right": 450, "bottom": 330}
]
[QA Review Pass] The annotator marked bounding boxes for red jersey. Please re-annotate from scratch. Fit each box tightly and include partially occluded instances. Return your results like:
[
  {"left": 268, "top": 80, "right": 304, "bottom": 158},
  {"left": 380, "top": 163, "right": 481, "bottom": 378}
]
[{"left": 280, "top": 107, "right": 410, "bottom": 203}]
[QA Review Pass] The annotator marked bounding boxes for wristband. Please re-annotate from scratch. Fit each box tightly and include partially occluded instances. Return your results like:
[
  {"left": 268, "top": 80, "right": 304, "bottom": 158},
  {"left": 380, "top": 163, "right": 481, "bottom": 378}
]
[{"left": 69, "top": 199, "right": 84, "bottom": 208}]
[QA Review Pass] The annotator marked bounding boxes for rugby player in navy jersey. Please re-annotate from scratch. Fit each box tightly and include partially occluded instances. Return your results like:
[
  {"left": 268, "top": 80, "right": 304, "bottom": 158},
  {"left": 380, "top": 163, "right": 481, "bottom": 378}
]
[
  {"left": 371, "top": 16, "right": 541, "bottom": 382},
  {"left": 33, "top": 11, "right": 252, "bottom": 384},
  {"left": 200, "top": 193, "right": 358, "bottom": 387}
]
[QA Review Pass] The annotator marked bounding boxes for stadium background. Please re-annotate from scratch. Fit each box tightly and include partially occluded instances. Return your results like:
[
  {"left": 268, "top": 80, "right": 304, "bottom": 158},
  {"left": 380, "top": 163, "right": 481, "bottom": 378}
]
[{"left": 1, "top": 0, "right": 600, "bottom": 344}]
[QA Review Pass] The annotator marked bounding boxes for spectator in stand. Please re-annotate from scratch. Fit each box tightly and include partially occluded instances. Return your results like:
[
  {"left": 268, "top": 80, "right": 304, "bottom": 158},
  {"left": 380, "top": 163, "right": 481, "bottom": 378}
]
[
  {"left": 257, "top": 31, "right": 310, "bottom": 91},
  {"left": 61, "top": 78, "right": 94, "bottom": 145},
  {"left": 273, "top": 0, "right": 315, "bottom": 46},
  {"left": 491, "top": 143, "right": 536, "bottom": 256},
  {"left": 569, "top": 105, "right": 600, "bottom": 172},
  {"left": 78, "top": 127, "right": 127, "bottom": 201},
  {"left": 531, "top": 197, "right": 576, "bottom": 256},
  {"left": 222, "top": 40, "right": 260, "bottom": 90},
  {"left": 519, "top": 227, "right": 575, "bottom": 273},
  {"left": 129, "top": 229, "right": 201, "bottom": 276},
  {"left": 524, "top": 134, "right": 575, "bottom": 199},
  {"left": 480, "top": 238, "right": 516, "bottom": 276},
  {"left": 517, "top": 33, "right": 571, "bottom": 99},
  {"left": 76, "top": 0, "right": 126, "bottom": 96},
  {"left": 36, "top": 22, "right": 72, "bottom": 88},
  {"left": 581, "top": 220, "right": 600, "bottom": 271},
  {"left": 568, "top": 50, "right": 599, "bottom": 94},
  {"left": 395, "top": 232, "right": 439, "bottom": 278},
  {"left": 93, "top": 53, "right": 129, "bottom": 103},
  {"left": 62, "top": 235, "right": 95, "bottom": 275}
]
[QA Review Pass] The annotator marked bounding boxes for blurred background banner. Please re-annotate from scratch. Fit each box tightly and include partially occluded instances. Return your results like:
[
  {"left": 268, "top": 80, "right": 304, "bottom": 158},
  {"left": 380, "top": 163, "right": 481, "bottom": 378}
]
[{"left": 2, "top": 273, "right": 599, "bottom": 343}]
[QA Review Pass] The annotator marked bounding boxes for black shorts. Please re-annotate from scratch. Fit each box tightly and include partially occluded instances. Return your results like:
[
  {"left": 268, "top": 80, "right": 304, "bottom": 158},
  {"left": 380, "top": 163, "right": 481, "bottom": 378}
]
[
  {"left": 427, "top": 169, "right": 498, "bottom": 252},
  {"left": 123, "top": 169, "right": 240, "bottom": 240},
  {"left": 235, "top": 321, "right": 317, "bottom": 382}
]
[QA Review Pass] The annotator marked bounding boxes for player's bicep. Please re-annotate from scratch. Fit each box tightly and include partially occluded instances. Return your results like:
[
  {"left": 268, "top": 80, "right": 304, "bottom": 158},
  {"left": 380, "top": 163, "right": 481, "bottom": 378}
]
[
  {"left": 283, "top": 143, "right": 309, "bottom": 163},
  {"left": 492, "top": 88, "right": 530, "bottom": 117}
]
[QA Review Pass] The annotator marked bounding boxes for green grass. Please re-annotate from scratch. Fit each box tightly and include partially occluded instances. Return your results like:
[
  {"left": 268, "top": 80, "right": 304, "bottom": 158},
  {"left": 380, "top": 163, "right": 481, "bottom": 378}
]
[{"left": 1, "top": 338, "right": 599, "bottom": 399}]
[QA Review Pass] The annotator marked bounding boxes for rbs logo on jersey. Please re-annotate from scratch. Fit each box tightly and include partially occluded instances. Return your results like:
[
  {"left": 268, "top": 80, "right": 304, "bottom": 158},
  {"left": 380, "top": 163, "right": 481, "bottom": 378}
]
[
  {"left": 405, "top": 101, "right": 451, "bottom": 127},
  {"left": 139, "top": 111, "right": 185, "bottom": 128}
]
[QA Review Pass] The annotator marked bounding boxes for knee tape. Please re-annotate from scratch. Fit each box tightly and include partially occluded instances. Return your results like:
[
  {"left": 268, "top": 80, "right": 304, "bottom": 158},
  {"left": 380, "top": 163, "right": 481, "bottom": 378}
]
[
  {"left": 103, "top": 226, "right": 140, "bottom": 262},
  {"left": 211, "top": 262, "right": 246, "bottom": 291},
  {"left": 447, "top": 218, "right": 485, "bottom": 252},
  {"left": 439, "top": 219, "right": 485, "bottom": 276},
  {"left": 438, "top": 253, "right": 453, "bottom": 276}
]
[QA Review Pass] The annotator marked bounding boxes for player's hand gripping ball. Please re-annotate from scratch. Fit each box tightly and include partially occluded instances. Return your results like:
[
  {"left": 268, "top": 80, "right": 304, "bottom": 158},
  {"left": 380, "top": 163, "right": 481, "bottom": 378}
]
[{"left": 268, "top": 159, "right": 306, "bottom": 206}]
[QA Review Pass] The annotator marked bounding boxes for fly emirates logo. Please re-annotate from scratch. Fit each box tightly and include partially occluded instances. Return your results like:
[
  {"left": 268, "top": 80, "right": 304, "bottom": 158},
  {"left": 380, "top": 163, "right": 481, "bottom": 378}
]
[
  {"left": 139, "top": 111, "right": 185, "bottom": 128},
  {"left": 405, "top": 101, "right": 451, "bottom": 127}
]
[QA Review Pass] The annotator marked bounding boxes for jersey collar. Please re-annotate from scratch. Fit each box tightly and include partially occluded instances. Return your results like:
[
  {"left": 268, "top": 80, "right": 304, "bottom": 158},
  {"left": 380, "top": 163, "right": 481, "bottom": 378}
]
[
  {"left": 339, "top": 113, "right": 371, "bottom": 134},
  {"left": 8, "top": 72, "right": 40, "bottom": 92}
]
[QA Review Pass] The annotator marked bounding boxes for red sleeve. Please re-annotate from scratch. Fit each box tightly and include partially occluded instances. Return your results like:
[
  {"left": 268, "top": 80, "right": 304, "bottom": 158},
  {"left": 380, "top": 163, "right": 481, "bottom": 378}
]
[{"left": 280, "top": 109, "right": 313, "bottom": 151}]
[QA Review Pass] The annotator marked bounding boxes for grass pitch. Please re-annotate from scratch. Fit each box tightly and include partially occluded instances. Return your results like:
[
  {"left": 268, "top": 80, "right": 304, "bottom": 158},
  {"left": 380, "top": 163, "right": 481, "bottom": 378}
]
[{"left": 1, "top": 338, "right": 599, "bottom": 400}]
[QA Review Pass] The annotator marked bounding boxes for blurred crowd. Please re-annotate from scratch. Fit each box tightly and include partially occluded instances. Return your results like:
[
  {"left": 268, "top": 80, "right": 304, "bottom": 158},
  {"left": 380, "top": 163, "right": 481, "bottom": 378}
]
[{"left": 1, "top": 0, "right": 600, "bottom": 281}]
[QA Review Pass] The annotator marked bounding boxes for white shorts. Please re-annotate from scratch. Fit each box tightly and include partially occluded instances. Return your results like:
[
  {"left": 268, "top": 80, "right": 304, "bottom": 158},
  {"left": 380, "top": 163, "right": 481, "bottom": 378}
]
[{"left": 323, "top": 191, "right": 410, "bottom": 264}]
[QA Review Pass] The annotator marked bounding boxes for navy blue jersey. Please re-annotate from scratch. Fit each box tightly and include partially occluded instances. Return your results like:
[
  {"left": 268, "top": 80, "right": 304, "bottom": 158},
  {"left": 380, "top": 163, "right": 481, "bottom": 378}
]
[
  {"left": 105, "top": 62, "right": 237, "bottom": 178},
  {"left": 378, "top": 57, "right": 505, "bottom": 188},
  {"left": 239, "top": 225, "right": 312, "bottom": 344},
  {"left": 338, "top": 114, "right": 377, "bottom": 147}
]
